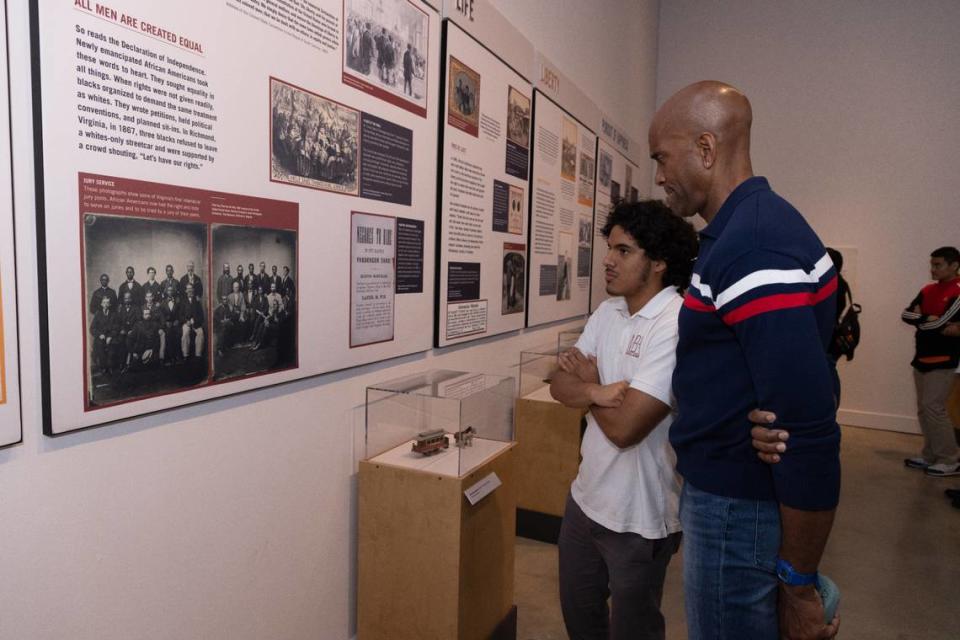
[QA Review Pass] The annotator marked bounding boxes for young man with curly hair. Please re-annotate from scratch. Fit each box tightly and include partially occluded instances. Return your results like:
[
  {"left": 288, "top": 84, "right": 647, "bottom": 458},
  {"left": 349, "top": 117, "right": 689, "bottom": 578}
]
[{"left": 549, "top": 199, "right": 698, "bottom": 640}]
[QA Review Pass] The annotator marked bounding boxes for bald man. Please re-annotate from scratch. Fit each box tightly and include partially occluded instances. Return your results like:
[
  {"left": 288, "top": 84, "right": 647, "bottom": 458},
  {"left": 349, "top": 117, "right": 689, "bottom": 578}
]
[{"left": 649, "top": 81, "right": 840, "bottom": 639}]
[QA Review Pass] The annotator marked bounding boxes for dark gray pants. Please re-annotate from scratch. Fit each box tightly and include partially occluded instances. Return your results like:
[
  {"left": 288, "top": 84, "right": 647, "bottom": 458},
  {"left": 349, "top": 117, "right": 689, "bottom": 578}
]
[{"left": 558, "top": 493, "right": 681, "bottom": 640}]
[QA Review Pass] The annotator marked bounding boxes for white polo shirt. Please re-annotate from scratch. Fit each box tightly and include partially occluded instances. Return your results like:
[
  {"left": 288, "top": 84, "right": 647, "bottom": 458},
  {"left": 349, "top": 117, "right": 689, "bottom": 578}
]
[{"left": 570, "top": 286, "right": 682, "bottom": 538}]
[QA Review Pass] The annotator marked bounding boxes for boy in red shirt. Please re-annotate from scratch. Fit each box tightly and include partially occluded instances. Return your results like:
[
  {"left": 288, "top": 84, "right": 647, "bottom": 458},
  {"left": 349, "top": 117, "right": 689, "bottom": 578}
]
[{"left": 901, "top": 246, "right": 960, "bottom": 477}]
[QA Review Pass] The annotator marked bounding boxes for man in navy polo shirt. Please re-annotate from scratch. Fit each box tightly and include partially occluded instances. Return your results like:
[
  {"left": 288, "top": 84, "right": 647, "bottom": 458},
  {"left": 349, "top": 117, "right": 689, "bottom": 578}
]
[{"left": 649, "top": 81, "right": 841, "bottom": 639}]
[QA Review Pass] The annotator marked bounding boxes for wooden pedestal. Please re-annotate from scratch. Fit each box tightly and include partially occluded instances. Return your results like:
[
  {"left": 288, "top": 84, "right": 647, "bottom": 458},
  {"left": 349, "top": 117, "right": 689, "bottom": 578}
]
[
  {"left": 357, "top": 444, "right": 516, "bottom": 640},
  {"left": 513, "top": 396, "right": 584, "bottom": 541}
]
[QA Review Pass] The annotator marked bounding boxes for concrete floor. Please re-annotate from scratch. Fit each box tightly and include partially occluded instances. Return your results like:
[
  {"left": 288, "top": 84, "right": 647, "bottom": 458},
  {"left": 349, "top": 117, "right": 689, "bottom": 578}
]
[{"left": 514, "top": 425, "right": 960, "bottom": 640}]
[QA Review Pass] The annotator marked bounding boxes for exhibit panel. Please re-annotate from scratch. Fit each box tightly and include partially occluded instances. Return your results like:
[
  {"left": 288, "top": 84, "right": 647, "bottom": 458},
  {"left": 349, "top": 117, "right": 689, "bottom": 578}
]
[
  {"left": 590, "top": 138, "right": 641, "bottom": 312},
  {"left": 32, "top": 0, "right": 441, "bottom": 434},
  {"left": 526, "top": 91, "right": 596, "bottom": 327},
  {"left": 435, "top": 16, "right": 533, "bottom": 347},
  {"left": 0, "top": 0, "right": 21, "bottom": 447}
]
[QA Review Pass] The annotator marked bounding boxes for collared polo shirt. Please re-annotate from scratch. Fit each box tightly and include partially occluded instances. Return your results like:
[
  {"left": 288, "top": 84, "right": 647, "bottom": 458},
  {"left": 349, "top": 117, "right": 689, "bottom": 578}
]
[{"left": 571, "top": 286, "right": 683, "bottom": 538}]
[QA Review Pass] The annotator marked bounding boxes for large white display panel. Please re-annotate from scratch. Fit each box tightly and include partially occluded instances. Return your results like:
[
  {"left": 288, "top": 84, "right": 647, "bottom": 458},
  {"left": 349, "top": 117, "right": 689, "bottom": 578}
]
[
  {"left": 436, "top": 19, "right": 531, "bottom": 347},
  {"left": 0, "top": 0, "right": 20, "bottom": 447},
  {"left": 33, "top": 0, "right": 440, "bottom": 434},
  {"left": 526, "top": 91, "right": 596, "bottom": 327},
  {"left": 590, "top": 138, "right": 641, "bottom": 311}
]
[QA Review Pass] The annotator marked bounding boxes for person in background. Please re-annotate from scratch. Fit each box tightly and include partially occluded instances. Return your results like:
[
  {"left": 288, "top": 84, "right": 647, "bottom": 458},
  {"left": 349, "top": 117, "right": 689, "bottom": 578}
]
[
  {"left": 900, "top": 246, "right": 960, "bottom": 477},
  {"left": 549, "top": 199, "right": 698, "bottom": 640}
]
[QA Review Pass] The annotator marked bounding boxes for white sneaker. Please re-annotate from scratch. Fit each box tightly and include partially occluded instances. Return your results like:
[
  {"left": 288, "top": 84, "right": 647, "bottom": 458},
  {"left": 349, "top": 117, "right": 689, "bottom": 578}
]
[
  {"left": 925, "top": 462, "right": 960, "bottom": 477},
  {"left": 904, "top": 457, "right": 931, "bottom": 470}
]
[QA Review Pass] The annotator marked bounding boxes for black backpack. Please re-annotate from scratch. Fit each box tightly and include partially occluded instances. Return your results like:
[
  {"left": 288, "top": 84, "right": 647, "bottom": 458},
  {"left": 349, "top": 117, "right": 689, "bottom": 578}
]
[{"left": 830, "top": 278, "right": 861, "bottom": 361}]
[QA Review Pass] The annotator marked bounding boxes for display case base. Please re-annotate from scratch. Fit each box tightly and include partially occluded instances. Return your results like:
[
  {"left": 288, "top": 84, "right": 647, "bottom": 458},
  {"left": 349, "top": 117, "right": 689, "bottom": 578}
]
[{"left": 358, "top": 444, "right": 516, "bottom": 640}]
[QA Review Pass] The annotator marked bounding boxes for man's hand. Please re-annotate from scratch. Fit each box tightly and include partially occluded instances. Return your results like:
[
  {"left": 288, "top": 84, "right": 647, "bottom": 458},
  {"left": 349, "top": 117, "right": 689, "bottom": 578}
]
[
  {"left": 779, "top": 584, "right": 840, "bottom": 639},
  {"left": 558, "top": 347, "right": 600, "bottom": 384},
  {"left": 749, "top": 409, "right": 789, "bottom": 464},
  {"left": 590, "top": 381, "right": 629, "bottom": 408},
  {"left": 942, "top": 322, "right": 960, "bottom": 337}
]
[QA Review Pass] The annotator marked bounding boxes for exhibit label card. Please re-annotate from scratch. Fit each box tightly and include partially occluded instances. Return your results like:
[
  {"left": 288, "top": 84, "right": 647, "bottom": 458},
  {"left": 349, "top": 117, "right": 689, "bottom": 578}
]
[
  {"left": 350, "top": 212, "right": 396, "bottom": 347},
  {"left": 526, "top": 92, "right": 596, "bottom": 327},
  {"left": 436, "top": 21, "right": 531, "bottom": 347},
  {"left": 34, "top": 0, "right": 440, "bottom": 433}
]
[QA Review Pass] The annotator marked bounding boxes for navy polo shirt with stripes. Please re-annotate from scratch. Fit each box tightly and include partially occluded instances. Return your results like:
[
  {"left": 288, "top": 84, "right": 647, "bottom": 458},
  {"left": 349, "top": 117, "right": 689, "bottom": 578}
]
[{"left": 671, "top": 177, "right": 841, "bottom": 511}]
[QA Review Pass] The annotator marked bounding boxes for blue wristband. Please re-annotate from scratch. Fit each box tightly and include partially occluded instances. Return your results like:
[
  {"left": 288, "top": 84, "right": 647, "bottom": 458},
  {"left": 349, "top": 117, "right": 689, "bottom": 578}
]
[{"left": 776, "top": 558, "right": 819, "bottom": 586}]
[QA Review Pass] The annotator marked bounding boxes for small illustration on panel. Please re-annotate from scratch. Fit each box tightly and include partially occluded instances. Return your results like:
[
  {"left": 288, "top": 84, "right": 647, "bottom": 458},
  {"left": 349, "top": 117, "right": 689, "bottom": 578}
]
[
  {"left": 561, "top": 117, "right": 577, "bottom": 181},
  {"left": 271, "top": 78, "right": 360, "bottom": 195},
  {"left": 447, "top": 56, "right": 481, "bottom": 136},
  {"left": 578, "top": 151, "right": 595, "bottom": 207},
  {"left": 342, "top": 0, "right": 430, "bottom": 116},
  {"left": 598, "top": 149, "right": 612, "bottom": 189},
  {"left": 506, "top": 86, "right": 531, "bottom": 149},
  {"left": 502, "top": 243, "right": 526, "bottom": 315}
]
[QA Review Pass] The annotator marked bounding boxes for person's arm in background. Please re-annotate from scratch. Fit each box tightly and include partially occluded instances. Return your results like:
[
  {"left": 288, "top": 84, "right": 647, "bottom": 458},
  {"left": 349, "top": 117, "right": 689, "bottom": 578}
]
[{"left": 901, "top": 292, "right": 925, "bottom": 325}]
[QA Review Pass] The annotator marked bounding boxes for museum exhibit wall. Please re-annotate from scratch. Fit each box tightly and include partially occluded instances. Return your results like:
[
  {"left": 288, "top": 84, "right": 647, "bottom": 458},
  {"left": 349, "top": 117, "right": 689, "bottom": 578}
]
[
  {"left": 657, "top": 0, "right": 960, "bottom": 434},
  {"left": 0, "top": 1, "right": 660, "bottom": 639}
]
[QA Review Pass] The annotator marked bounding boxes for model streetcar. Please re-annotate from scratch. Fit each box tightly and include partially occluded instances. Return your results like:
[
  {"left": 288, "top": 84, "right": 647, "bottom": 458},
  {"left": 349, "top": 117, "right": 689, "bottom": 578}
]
[{"left": 412, "top": 429, "right": 449, "bottom": 456}]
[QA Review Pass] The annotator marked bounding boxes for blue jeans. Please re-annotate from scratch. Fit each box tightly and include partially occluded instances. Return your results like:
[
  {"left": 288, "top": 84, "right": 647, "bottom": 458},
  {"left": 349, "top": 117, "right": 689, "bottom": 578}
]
[{"left": 680, "top": 482, "right": 781, "bottom": 639}]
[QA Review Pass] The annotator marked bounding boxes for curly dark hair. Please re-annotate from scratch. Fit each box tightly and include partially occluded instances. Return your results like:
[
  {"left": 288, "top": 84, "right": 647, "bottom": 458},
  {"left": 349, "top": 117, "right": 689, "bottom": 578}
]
[{"left": 602, "top": 199, "right": 699, "bottom": 290}]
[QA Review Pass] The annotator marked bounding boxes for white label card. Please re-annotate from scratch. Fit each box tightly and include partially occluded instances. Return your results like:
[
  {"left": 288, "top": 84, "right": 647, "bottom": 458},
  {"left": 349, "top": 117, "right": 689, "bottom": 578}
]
[{"left": 464, "top": 472, "right": 501, "bottom": 505}]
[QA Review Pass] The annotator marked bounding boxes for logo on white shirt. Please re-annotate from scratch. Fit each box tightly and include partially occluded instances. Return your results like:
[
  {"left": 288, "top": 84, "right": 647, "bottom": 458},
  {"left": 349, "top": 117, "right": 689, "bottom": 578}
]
[{"left": 625, "top": 334, "right": 643, "bottom": 357}]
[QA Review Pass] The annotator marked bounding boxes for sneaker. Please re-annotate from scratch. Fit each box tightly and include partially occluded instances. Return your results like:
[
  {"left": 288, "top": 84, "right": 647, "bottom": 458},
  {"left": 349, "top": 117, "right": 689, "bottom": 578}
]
[
  {"left": 944, "top": 488, "right": 960, "bottom": 499},
  {"left": 925, "top": 462, "right": 960, "bottom": 477},
  {"left": 904, "top": 457, "right": 931, "bottom": 470}
]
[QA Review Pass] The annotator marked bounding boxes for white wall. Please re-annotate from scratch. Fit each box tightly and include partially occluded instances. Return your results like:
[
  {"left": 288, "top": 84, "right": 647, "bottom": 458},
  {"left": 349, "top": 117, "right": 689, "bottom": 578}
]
[
  {"left": 0, "top": 1, "right": 660, "bottom": 639},
  {"left": 656, "top": 0, "right": 960, "bottom": 433}
]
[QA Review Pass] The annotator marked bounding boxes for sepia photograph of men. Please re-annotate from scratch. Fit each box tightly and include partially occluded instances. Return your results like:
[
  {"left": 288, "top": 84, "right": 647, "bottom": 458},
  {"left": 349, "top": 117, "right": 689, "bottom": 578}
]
[
  {"left": 271, "top": 78, "right": 360, "bottom": 195},
  {"left": 343, "top": 0, "right": 429, "bottom": 115},
  {"left": 561, "top": 117, "right": 578, "bottom": 181},
  {"left": 447, "top": 56, "right": 481, "bottom": 136},
  {"left": 82, "top": 214, "right": 209, "bottom": 409},
  {"left": 211, "top": 224, "right": 298, "bottom": 382},
  {"left": 507, "top": 86, "right": 531, "bottom": 149}
]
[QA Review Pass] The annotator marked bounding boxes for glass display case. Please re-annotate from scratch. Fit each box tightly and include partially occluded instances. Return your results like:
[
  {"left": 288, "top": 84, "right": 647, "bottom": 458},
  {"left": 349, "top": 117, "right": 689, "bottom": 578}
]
[
  {"left": 557, "top": 326, "right": 584, "bottom": 353},
  {"left": 364, "top": 369, "right": 515, "bottom": 478},
  {"left": 518, "top": 344, "right": 561, "bottom": 402}
]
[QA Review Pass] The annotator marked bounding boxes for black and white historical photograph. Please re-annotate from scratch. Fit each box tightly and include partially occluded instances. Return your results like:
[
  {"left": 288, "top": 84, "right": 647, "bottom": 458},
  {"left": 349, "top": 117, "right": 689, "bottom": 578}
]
[
  {"left": 578, "top": 219, "right": 593, "bottom": 278},
  {"left": 343, "top": 0, "right": 429, "bottom": 115},
  {"left": 271, "top": 78, "right": 360, "bottom": 195},
  {"left": 502, "top": 243, "right": 526, "bottom": 315},
  {"left": 211, "top": 225, "right": 298, "bottom": 382},
  {"left": 506, "top": 86, "right": 531, "bottom": 149},
  {"left": 557, "top": 231, "right": 573, "bottom": 301},
  {"left": 447, "top": 55, "right": 480, "bottom": 135},
  {"left": 83, "top": 214, "right": 209, "bottom": 408},
  {"left": 561, "top": 117, "right": 577, "bottom": 181},
  {"left": 598, "top": 149, "right": 612, "bottom": 188}
]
